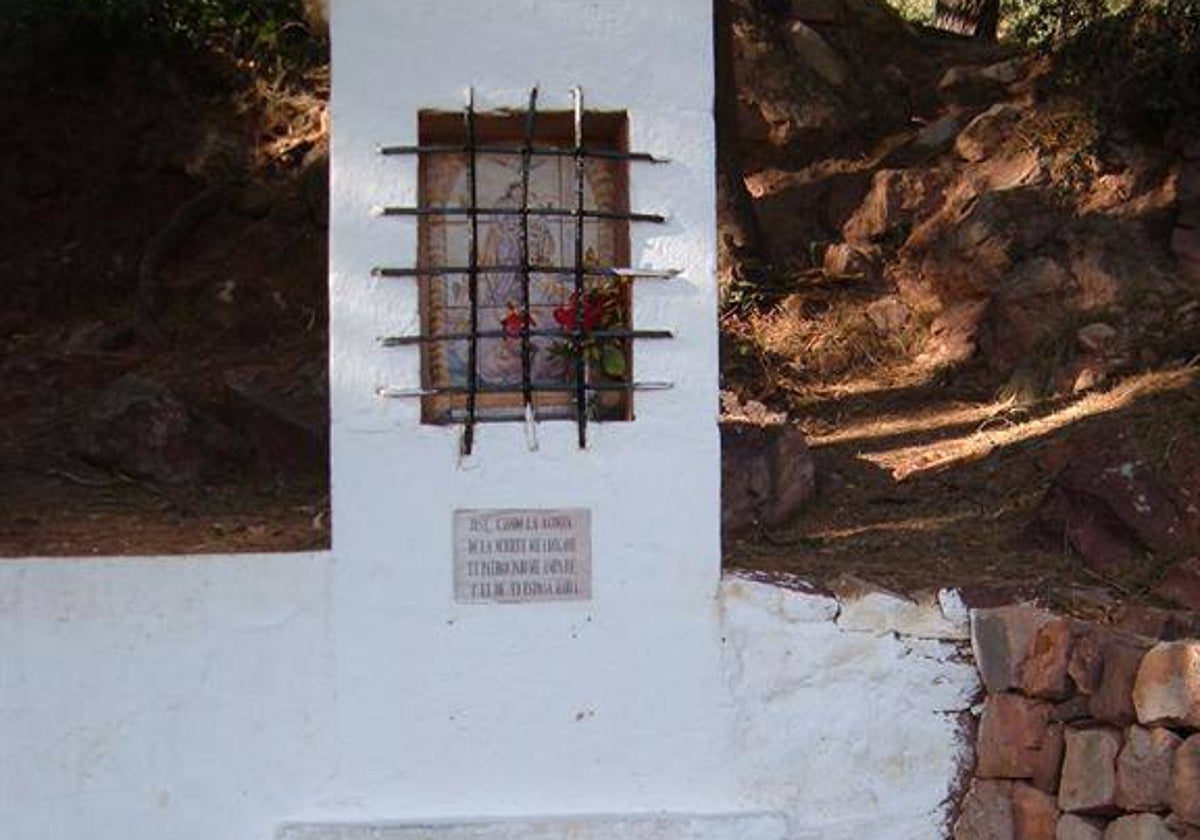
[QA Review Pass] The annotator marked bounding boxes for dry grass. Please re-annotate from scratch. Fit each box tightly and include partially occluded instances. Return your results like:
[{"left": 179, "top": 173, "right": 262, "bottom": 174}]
[{"left": 861, "top": 365, "right": 1197, "bottom": 479}]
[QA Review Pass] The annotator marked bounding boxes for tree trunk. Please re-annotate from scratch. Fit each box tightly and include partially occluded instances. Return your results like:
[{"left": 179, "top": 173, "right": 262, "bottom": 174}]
[{"left": 933, "top": 0, "right": 1000, "bottom": 41}]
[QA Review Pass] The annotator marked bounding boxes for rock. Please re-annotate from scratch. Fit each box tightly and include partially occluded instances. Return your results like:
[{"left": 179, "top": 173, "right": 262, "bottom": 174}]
[
  {"left": 1154, "top": 557, "right": 1200, "bottom": 611},
  {"left": 903, "top": 186, "right": 1063, "bottom": 314},
  {"left": 74, "top": 374, "right": 243, "bottom": 485},
  {"left": 1069, "top": 631, "right": 1107, "bottom": 696},
  {"left": 785, "top": 21, "right": 849, "bottom": 88},
  {"left": 1113, "top": 605, "right": 1200, "bottom": 641},
  {"left": 973, "top": 605, "right": 1056, "bottom": 693},
  {"left": 1133, "top": 641, "right": 1200, "bottom": 729},
  {"left": 832, "top": 576, "right": 969, "bottom": 639},
  {"left": 977, "top": 693, "right": 1056, "bottom": 780},
  {"left": 1166, "top": 814, "right": 1200, "bottom": 839},
  {"left": 982, "top": 256, "right": 1074, "bottom": 373},
  {"left": 1059, "top": 727, "right": 1122, "bottom": 815},
  {"left": 866, "top": 296, "right": 909, "bottom": 334},
  {"left": 1033, "top": 432, "right": 1190, "bottom": 580},
  {"left": 956, "top": 779, "right": 1016, "bottom": 840},
  {"left": 918, "top": 113, "right": 964, "bottom": 149},
  {"left": 842, "top": 168, "right": 950, "bottom": 245},
  {"left": 720, "top": 419, "right": 816, "bottom": 538},
  {"left": 1022, "top": 619, "right": 1075, "bottom": 701},
  {"left": 972, "top": 150, "right": 1045, "bottom": 192},
  {"left": 1102, "top": 814, "right": 1175, "bottom": 840},
  {"left": 1114, "top": 725, "right": 1181, "bottom": 812},
  {"left": 1072, "top": 361, "right": 1109, "bottom": 394},
  {"left": 920, "top": 300, "right": 988, "bottom": 367},
  {"left": 1066, "top": 236, "right": 1127, "bottom": 312},
  {"left": 823, "top": 242, "right": 874, "bottom": 278},
  {"left": 1091, "top": 639, "right": 1151, "bottom": 726},
  {"left": 1172, "top": 737, "right": 1200, "bottom": 825},
  {"left": 979, "top": 57, "right": 1028, "bottom": 85},
  {"left": 939, "top": 65, "right": 1009, "bottom": 105},
  {"left": 1015, "top": 783, "right": 1059, "bottom": 840},
  {"left": 956, "top": 104, "right": 1023, "bottom": 163},
  {"left": 1034, "top": 723, "right": 1067, "bottom": 794},
  {"left": 1057, "top": 815, "right": 1105, "bottom": 840},
  {"left": 1076, "top": 323, "right": 1119, "bottom": 354}
]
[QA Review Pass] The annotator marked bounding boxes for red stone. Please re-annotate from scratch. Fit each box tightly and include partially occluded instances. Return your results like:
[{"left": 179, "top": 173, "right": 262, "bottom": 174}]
[
  {"left": 1166, "top": 815, "right": 1200, "bottom": 840},
  {"left": 1014, "top": 783, "right": 1059, "bottom": 840},
  {"left": 1152, "top": 557, "right": 1200, "bottom": 610},
  {"left": 955, "top": 779, "right": 1015, "bottom": 840},
  {"left": 1090, "top": 640, "right": 1150, "bottom": 725},
  {"left": 1102, "top": 814, "right": 1175, "bottom": 840},
  {"left": 1056, "top": 815, "right": 1104, "bottom": 840},
  {"left": 1032, "top": 723, "right": 1066, "bottom": 795},
  {"left": 973, "top": 605, "right": 1055, "bottom": 694},
  {"left": 1114, "top": 725, "right": 1181, "bottom": 812},
  {"left": 1069, "top": 632, "right": 1106, "bottom": 696},
  {"left": 1133, "top": 641, "right": 1200, "bottom": 729},
  {"left": 1022, "top": 619, "right": 1075, "bottom": 700},
  {"left": 1169, "top": 734, "right": 1200, "bottom": 827},
  {"left": 977, "top": 694, "right": 1055, "bottom": 780},
  {"left": 1059, "top": 727, "right": 1121, "bottom": 815}
]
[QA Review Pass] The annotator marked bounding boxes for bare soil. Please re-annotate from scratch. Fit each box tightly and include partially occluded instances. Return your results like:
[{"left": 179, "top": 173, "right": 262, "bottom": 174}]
[{"left": 1, "top": 57, "right": 330, "bottom": 557}]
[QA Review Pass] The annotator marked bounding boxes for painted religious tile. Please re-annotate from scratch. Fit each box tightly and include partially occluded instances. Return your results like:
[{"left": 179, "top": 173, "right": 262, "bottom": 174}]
[{"left": 418, "top": 111, "right": 631, "bottom": 424}]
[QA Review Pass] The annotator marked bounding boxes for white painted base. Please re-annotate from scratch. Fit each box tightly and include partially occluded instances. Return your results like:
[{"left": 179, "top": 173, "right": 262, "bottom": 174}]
[{"left": 278, "top": 813, "right": 787, "bottom": 840}]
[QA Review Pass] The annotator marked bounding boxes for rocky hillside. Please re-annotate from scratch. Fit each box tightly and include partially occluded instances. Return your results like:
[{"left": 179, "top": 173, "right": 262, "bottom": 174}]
[{"left": 721, "top": 0, "right": 1200, "bottom": 612}]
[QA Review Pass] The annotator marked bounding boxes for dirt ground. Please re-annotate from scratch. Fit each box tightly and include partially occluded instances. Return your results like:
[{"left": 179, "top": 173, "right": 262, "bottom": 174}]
[{"left": 726, "top": 357, "right": 1198, "bottom": 612}]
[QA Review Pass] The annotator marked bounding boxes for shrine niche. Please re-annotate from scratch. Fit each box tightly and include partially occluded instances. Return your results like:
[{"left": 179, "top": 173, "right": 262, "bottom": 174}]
[{"left": 374, "top": 88, "right": 677, "bottom": 452}]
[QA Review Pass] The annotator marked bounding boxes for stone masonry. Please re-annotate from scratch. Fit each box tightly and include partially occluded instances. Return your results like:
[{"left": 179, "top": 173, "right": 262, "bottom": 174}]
[{"left": 955, "top": 606, "right": 1200, "bottom": 840}]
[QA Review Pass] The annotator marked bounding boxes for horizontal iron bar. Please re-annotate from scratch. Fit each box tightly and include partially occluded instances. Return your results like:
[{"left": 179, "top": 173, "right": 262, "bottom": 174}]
[
  {"left": 380, "top": 329, "right": 673, "bottom": 346},
  {"left": 369, "top": 264, "right": 681, "bottom": 280},
  {"left": 375, "top": 206, "right": 666, "bottom": 223},
  {"left": 372, "top": 265, "right": 681, "bottom": 279},
  {"left": 378, "top": 381, "right": 673, "bottom": 398},
  {"left": 378, "top": 144, "right": 667, "bottom": 163}
]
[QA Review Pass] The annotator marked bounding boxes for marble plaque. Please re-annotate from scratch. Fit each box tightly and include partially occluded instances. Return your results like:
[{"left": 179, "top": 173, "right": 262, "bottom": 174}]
[{"left": 453, "top": 508, "right": 591, "bottom": 603}]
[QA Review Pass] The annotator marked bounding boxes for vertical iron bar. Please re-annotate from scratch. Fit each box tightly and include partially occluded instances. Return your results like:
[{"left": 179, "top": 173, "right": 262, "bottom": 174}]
[
  {"left": 463, "top": 88, "right": 480, "bottom": 455},
  {"left": 519, "top": 88, "right": 538, "bottom": 421},
  {"left": 571, "top": 86, "right": 587, "bottom": 448}
]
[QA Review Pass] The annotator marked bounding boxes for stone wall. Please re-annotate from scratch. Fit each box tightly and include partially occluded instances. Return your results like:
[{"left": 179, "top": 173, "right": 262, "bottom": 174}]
[{"left": 955, "top": 605, "right": 1200, "bottom": 840}]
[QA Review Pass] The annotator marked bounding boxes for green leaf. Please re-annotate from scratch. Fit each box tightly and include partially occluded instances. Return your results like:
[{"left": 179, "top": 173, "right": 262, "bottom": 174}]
[{"left": 600, "top": 343, "right": 626, "bottom": 378}]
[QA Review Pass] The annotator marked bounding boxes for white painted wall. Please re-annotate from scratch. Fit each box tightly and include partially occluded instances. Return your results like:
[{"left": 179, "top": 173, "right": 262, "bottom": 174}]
[
  {"left": 0, "top": 2, "right": 980, "bottom": 839},
  {"left": 0, "top": 562, "right": 977, "bottom": 840}
]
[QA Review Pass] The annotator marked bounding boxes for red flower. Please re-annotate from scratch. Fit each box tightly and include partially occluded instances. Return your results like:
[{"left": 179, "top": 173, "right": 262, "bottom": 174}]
[
  {"left": 500, "top": 303, "right": 535, "bottom": 337},
  {"left": 553, "top": 292, "right": 606, "bottom": 332}
]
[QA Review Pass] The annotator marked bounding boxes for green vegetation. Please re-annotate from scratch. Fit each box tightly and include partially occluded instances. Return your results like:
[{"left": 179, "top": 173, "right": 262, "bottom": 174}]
[
  {"left": 1050, "top": 0, "right": 1200, "bottom": 138},
  {"left": 1, "top": 0, "right": 326, "bottom": 79},
  {"left": 879, "top": 0, "right": 1199, "bottom": 138}
]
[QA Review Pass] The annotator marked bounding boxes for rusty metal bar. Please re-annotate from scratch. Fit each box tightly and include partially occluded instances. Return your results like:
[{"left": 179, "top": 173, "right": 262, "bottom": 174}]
[
  {"left": 463, "top": 88, "right": 480, "bottom": 455},
  {"left": 380, "top": 329, "right": 673, "bottom": 347},
  {"left": 518, "top": 87, "right": 538, "bottom": 418},
  {"left": 378, "top": 381, "right": 673, "bottom": 399},
  {"left": 372, "top": 265, "right": 680, "bottom": 279},
  {"left": 376, "top": 206, "right": 665, "bottom": 224},
  {"left": 379, "top": 144, "right": 667, "bottom": 164},
  {"left": 571, "top": 87, "right": 588, "bottom": 448}
]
